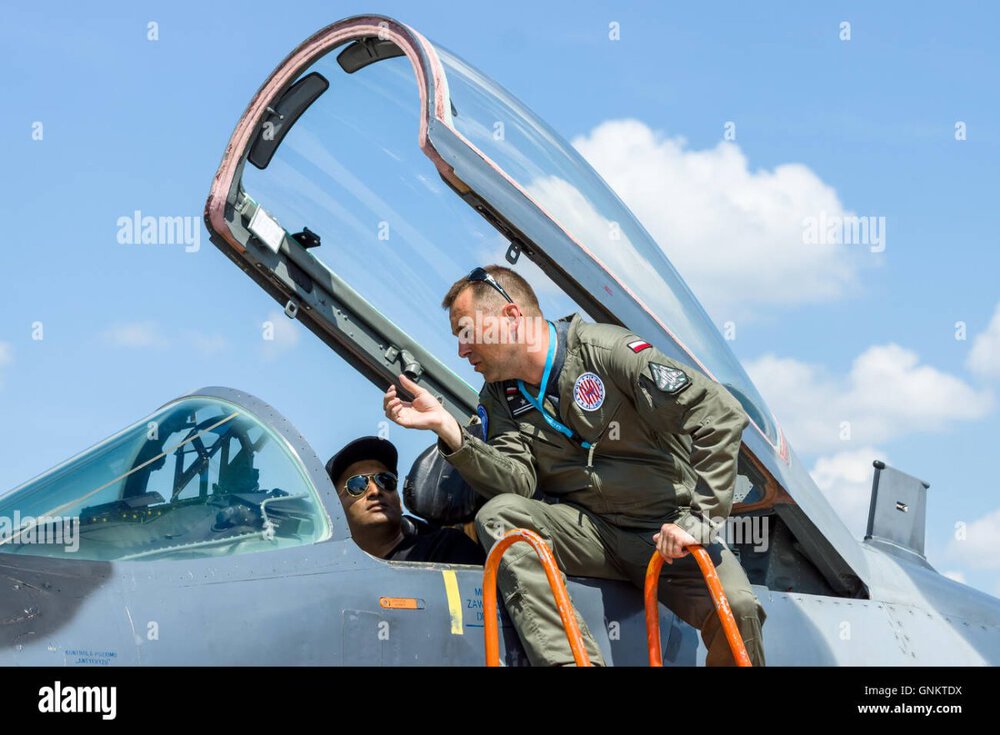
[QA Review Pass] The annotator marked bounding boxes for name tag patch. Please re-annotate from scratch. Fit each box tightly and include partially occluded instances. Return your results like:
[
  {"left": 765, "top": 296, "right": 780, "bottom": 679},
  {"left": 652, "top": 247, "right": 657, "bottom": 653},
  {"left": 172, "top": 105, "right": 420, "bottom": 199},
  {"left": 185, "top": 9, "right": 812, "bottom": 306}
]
[{"left": 505, "top": 384, "right": 535, "bottom": 417}]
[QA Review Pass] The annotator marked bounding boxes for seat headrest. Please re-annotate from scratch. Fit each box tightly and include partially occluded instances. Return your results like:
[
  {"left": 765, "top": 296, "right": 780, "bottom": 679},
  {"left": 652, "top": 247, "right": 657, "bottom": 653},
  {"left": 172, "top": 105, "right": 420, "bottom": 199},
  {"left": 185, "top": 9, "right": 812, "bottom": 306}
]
[{"left": 403, "top": 442, "right": 481, "bottom": 525}]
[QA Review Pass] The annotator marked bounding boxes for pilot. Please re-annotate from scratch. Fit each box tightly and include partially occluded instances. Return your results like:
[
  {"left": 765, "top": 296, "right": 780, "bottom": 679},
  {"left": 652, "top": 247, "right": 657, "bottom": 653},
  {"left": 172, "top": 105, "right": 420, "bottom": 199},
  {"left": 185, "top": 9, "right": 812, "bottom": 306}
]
[
  {"left": 383, "top": 265, "right": 766, "bottom": 666},
  {"left": 325, "top": 436, "right": 485, "bottom": 565}
]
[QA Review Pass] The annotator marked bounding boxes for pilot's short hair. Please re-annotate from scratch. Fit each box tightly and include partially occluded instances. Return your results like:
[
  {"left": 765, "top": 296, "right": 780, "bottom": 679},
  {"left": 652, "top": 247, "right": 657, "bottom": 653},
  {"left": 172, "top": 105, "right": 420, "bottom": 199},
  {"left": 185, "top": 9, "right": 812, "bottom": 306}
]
[{"left": 441, "top": 264, "right": 542, "bottom": 316}]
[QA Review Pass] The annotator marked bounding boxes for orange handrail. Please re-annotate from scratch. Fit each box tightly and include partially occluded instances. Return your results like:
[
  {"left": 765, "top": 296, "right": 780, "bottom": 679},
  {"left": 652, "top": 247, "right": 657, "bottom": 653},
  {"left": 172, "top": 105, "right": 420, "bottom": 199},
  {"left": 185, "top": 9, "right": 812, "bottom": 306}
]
[
  {"left": 483, "top": 528, "right": 591, "bottom": 666},
  {"left": 645, "top": 545, "right": 752, "bottom": 666}
]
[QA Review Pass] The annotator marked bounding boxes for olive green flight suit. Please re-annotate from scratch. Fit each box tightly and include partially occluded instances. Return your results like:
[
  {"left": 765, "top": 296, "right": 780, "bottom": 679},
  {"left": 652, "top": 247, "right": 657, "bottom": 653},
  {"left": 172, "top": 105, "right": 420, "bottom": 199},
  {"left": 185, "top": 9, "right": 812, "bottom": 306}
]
[{"left": 438, "top": 313, "right": 766, "bottom": 666}]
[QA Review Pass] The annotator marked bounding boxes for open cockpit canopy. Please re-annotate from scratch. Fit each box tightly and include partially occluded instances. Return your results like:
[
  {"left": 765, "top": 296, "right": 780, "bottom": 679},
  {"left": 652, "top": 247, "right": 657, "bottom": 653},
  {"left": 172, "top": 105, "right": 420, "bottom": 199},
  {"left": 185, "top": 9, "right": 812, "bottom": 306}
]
[{"left": 203, "top": 15, "right": 870, "bottom": 595}]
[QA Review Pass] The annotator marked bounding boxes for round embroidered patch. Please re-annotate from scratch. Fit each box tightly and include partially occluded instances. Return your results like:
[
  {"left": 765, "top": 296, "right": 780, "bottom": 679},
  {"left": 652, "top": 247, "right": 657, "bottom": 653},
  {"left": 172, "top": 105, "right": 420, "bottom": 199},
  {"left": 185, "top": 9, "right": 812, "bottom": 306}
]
[
  {"left": 476, "top": 403, "right": 489, "bottom": 441},
  {"left": 573, "top": 372, "right": 606, "bottom": 412}
]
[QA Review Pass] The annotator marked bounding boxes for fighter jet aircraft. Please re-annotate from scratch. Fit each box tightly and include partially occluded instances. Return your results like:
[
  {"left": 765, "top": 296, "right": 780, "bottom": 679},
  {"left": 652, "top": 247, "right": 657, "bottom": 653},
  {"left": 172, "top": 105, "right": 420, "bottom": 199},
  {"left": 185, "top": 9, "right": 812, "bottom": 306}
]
[{"left": 2, "top": 13, "right": 998, "bottom": 666}]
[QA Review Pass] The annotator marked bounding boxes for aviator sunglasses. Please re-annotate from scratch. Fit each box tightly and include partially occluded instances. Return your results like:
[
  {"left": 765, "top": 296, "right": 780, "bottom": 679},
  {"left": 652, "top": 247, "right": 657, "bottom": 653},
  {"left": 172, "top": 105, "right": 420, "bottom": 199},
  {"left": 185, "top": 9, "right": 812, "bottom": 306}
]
[
  {"left": 343, "top": 471, "right": 398, "bottom": 497},
  {"left": 467, "top": 267, "right": 514, "bottom": 304}
]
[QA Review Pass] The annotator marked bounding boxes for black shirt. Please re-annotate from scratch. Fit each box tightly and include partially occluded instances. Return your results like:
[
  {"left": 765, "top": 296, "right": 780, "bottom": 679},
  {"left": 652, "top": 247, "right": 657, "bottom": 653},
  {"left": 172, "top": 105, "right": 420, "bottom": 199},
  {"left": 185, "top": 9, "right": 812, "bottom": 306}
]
[{"left": 386, "top": 525, "right": 486, "bottom": 565}]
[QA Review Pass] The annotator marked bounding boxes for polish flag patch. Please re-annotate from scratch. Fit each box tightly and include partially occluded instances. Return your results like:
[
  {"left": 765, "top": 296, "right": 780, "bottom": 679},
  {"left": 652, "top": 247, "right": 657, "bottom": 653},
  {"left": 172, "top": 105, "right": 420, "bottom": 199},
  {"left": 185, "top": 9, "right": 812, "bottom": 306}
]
[{"left": 627, "top": 339, "right": 652, "bottom": 353}]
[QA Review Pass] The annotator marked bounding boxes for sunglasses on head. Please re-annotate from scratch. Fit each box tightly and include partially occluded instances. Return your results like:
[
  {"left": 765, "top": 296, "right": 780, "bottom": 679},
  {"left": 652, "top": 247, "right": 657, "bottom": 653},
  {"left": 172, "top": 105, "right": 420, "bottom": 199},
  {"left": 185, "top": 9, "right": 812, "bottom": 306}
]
[
  {"left": 342, "top": 471, "right": 398, "bottom": 497},
  {"left": 467, "top": 267, "right": 513, "bottom": 304}
]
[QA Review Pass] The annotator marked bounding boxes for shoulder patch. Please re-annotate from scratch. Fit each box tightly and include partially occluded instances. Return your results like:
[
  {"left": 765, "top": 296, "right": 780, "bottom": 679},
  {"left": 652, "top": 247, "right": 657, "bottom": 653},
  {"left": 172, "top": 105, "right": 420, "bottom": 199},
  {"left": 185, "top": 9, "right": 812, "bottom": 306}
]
[
  {"left": 627, "top": 338, "right": 652, "bottom": 353},
  {"left": 476, "top": 403, "right": 489, "bottom": 441},
  {"left": 649, "top": 362, "right": 691, "bottom": 395}
]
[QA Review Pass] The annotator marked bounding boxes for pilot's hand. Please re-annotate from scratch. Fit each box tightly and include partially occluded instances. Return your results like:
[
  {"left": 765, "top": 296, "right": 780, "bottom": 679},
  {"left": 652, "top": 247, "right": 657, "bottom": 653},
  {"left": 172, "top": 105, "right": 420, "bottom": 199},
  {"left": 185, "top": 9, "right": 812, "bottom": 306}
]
[
  {"left": 383, "top": 373, "right": 448, "bottom": 432},
  {"left": 653, "top": 523, "right": 697, "bottom": 564}
]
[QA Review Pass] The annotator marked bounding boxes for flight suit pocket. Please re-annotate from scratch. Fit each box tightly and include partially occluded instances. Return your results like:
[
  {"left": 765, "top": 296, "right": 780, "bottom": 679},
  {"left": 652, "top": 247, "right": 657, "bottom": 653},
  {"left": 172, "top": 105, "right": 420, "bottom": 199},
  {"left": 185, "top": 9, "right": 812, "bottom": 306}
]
[
  {"left": 567, "top": 394, "right": 623, "bottom": 446},
  {"left": 517, "top": 419, "right": 567, "bottom": 450}
]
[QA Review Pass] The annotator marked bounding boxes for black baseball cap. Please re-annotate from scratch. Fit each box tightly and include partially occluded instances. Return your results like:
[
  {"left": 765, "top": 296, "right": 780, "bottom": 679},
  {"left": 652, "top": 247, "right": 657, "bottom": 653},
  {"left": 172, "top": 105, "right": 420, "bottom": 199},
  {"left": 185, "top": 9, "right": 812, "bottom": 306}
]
[{"left": 325, "top": 436, "right": 399, "bottom": 488}]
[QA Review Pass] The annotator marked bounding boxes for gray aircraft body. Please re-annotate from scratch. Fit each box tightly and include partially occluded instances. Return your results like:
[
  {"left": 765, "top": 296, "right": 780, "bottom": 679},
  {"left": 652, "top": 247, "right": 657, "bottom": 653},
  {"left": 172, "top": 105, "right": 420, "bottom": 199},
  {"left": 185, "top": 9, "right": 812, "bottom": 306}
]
[{"left": 2, "top": 14, "right": 998, "bottom": 666}]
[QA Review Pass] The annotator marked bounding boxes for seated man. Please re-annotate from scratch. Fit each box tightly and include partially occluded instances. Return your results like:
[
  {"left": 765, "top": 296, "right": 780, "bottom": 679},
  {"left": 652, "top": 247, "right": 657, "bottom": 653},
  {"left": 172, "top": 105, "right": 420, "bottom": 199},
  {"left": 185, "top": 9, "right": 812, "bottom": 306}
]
[{"left": 326, "top": 436, "right": 485, "bottom": 565}]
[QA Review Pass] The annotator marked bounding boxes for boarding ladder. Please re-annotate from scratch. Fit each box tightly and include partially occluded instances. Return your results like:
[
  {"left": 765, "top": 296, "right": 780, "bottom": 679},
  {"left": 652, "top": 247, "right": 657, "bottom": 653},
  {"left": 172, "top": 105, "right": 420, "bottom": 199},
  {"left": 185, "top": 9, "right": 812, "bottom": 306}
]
[{"left": 482, "top": 528, "right": 752, "bottom": 666}]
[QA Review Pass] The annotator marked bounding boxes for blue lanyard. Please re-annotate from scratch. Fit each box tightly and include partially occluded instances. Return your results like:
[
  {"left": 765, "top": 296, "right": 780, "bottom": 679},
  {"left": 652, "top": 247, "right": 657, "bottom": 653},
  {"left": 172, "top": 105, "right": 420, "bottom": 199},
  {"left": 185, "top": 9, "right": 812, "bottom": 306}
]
[{"left": 517, "top": 321, "right": 592, "bottom": 449}]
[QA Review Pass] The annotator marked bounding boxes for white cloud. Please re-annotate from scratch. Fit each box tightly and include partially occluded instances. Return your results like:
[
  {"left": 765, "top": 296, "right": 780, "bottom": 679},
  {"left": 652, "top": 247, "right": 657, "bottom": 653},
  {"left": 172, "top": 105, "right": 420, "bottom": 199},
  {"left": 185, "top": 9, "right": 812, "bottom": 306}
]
[
  {"left": 571, "top": 119, "right": 870, "bottom": 321},
  {"left": 101, "top": 322, "right": 168, "bottom": 349},
  {"left": 809, "top": 446, "right": 886, "bottom": 539},
  {"left": 947, "top": 507, "right": 1000, "bottom": 571},
  {"left": 0, "top": 342, "right": 12, "bottom": 387},
  {"left": 260, "top": 310, "right": 300, "bottom": 360},
  {"left": 746, "top": 344, "right": 993, "bottom": 454},
  {"left": 967, "top": 302, "right": 1000, "bottom": 379},
  {"left": 184, "top": 331, "right": 228, "bottom": 356},
  {"left": 101, "top": 324, "right": 228, "bottom": 354},
  {"left": 941, "top": 570, "right": 967, "bottom": 584}
]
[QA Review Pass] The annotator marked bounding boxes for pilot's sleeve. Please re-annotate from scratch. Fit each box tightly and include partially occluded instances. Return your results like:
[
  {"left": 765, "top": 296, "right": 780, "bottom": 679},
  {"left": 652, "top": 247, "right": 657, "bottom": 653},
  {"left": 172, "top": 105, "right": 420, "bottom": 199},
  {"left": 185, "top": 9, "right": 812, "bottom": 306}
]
[
  {"left": 436, "top": 387, "right": 538, "bottom": 500},
  {"left": 603, "top": 333, "right": 750, "bottom": 545}
]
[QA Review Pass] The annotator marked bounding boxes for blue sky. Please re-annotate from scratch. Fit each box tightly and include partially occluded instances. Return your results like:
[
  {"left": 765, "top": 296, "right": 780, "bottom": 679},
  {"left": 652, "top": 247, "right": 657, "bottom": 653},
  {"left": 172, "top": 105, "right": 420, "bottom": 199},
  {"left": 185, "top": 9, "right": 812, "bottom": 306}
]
[{"left": 1, "top": 1, "right": 998, "bottom": 598}]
